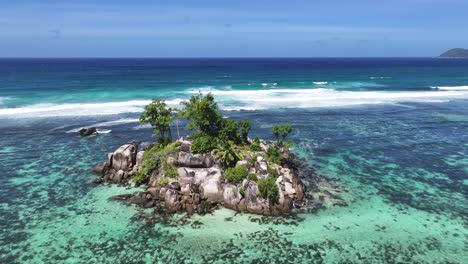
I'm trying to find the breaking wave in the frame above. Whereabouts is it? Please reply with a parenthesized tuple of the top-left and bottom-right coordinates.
(2, 87, 468, 118)
(194, 88, 468, 110)
(431, 85, 468, 91)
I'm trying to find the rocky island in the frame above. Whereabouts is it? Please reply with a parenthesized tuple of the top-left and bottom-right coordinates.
(93, 93, 345, 216)
(439, 48, 468, 58)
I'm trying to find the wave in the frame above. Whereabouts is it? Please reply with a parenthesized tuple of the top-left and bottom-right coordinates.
(0, 99, 183, 119)
(3, 87, 468, 119)
(370, 76, 392, 80)
(195, 88, 468, 110)
(313, 82, 328, 85)
(431, 85, 468, 91)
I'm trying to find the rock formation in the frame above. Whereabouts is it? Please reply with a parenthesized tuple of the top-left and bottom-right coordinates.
(93, 138, 308, 215)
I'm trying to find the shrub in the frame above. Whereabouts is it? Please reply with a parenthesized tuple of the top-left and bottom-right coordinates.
(267, 166, 279, 178)
(134, 147, 161, 185)
(225, 165, 248, 184)
(250, 137, 262, 151)
(239, 120, 251, 144)
(258, 176, 279, 203)
(213, 141, 243, 168)
(266, 144, 283, 164)
(219, 119, 241, 144)
(161, 159, 178, 178)
(191, 135, 216, 154)
(158, 177, 169, 186)
(163, 141, 181, 153)
(247, 173, 258, 182)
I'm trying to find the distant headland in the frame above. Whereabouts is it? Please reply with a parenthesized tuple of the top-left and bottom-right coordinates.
(439, 48, 468, 58)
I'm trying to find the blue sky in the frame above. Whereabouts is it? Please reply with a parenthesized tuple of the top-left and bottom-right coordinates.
(1, 0, 467, 57)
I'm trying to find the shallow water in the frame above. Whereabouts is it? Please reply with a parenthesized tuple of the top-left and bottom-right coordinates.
(0, 59, 467, 263)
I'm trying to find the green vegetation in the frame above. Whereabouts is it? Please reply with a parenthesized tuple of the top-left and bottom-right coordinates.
(272, 123, 292, 144)
(267, 166, 279, 178)
(158, 177, 169, 186)
(249, 137, 262, 151)
(258, 176, 279, 203)
(225, 165, 248, 184)
(179, 93, 224, 136)
(136, 94, 294, 191)
(239, 187, 245, 197)
(140, 99, 175, 146)
(247, 173, 258, 182)
(191, 135, 216, 154)
(266, 144, 283, 164)
(134, 146, 161, 185)
(239, 120, 251, 144)
(213, 141, 243, 168)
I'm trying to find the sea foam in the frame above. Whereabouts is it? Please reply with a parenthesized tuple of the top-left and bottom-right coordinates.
(196, 88, 468, 110)
(431, 85, 468, 91)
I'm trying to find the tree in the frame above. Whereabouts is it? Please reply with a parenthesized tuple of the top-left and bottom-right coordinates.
(272, 123, 292, 143)
(213, 141, 243, 168)
(140, 99, 175, 145)
(239, 120, 251, 144)
(219, 119, 240, 144)
(179, 93, 223, 137)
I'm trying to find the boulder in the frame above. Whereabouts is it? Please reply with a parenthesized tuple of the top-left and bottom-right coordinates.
(93, 162, 108, 176)
(196, 168, 223, 203)
(244, 182, 264, 214)
(178, 152, 214, 168)
(255, 161, 268, 174)
(79, 127, 97, 137)
(165, 189, 181, 213)
(284, 182, 296, 196)
(180, 141, 192, 152)
(113, 170, 124, 183)
(112, 143, 138, 171)
(223, 184, 240, 209)
(136, 151, 144, 167)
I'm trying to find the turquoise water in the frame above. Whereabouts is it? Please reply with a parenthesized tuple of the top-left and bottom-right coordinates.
(0, 59, 467, 263)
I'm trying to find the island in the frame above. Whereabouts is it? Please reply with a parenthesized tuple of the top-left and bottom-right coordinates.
(92, 93, 345, 215)
(439, 48, 468, 58)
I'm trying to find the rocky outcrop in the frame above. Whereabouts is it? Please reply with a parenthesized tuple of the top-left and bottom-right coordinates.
(79, 127, 97, 137)
(96, 139, 308, 216)
(93, 141, 141, 184)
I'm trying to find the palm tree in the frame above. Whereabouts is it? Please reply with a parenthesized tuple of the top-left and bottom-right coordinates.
(213, 141, 242, 168)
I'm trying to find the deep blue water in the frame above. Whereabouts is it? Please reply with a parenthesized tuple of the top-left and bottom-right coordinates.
(0, 58, 467, 263)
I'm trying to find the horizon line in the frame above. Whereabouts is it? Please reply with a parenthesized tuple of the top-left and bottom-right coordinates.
(0, 56, 448, 59)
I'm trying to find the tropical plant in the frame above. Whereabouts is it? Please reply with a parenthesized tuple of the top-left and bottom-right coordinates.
(140, 98, 175, 146)
(239, 120, 251, 144)
(249, 137, 262, 151)
(266, 144, 283, 164)
(219, 119, 241, 144)
(179, 93, 223, 136)
(258, 176, 279, 203)
(225, 165, 248, 183)
(213, 141, 243, 167)
(191, 134, 217, 154)
(247, 173, 258, 182)
(272, 123, 292, 144)
(134, 146, 161, 185)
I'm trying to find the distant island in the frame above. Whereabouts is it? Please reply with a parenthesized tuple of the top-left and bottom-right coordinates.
(439, 48, 468, 58)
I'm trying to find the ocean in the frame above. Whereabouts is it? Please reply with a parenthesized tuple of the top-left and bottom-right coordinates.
(0, 58, 467, 263)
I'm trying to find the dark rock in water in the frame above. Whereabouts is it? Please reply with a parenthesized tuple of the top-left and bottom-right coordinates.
(93, 162, 108, 176)
(79, 127, 97, 137)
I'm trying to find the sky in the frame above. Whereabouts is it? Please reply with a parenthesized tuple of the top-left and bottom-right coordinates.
(0, 0, 468, 57)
